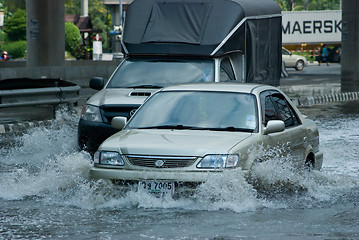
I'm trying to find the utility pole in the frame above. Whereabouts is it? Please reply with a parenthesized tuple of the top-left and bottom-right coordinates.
(26, 0, 65, 67)
(81, 0, 89, 17)
(341, 0, 359, 92)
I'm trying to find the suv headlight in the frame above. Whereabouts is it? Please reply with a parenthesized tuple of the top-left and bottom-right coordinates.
(94, 151, 125, 166)
(81, 105, 102, 122)
(197, 154, 239, 169)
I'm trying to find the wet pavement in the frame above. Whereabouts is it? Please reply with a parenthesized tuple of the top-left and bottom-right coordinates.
(280, 63, 341, 98)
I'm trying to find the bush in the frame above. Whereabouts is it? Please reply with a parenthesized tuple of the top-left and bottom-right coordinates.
(65, 22, 81, 56)
(3, 9, 27, 42)
(0, 29, 4, 43)
(2, 41, 27, 58)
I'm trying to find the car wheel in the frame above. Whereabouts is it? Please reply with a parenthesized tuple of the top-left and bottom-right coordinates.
(303, 154, 315, 171)
(295, 60, 304, 71)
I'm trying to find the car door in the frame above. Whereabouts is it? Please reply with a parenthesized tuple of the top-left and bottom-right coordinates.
(282, 48, 295, 67)
(269, 92, 307, 165)
(259, 91, 292, 160)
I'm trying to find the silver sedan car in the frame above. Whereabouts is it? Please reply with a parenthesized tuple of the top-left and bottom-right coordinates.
(282, 47, 308, 71)
(90, 83, 323, 195)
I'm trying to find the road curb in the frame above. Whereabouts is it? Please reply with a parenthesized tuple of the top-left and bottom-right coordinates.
(296, 91, 359, 106)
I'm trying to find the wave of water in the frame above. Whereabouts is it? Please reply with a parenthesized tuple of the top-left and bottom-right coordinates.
(1, 111, 358, 213)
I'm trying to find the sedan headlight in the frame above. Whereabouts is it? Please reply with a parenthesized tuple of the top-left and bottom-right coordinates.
(197, 154, 239, 169)
(94, 151, 125, 166)
(80, 105, 102, 122)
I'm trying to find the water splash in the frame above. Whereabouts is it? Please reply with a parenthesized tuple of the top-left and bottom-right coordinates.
(0, 111, 358, 213)
(193, 169, 266, 212)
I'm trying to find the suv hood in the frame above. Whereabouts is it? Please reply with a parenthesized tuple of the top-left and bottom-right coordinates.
(86, 88, 159, 106)
(100, 129, 252, 157)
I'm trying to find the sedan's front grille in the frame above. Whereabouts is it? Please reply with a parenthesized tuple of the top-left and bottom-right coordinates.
(125, 155, 198, 168)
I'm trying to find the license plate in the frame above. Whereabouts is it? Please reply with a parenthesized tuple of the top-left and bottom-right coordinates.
(139, 180, 175, 194)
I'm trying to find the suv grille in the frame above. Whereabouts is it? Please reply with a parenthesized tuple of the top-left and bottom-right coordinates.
(125, 155, 198, 168)
(100, 105, 141, 124)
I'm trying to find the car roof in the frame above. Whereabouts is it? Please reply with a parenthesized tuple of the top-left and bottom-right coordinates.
(160, 82, 279, 94)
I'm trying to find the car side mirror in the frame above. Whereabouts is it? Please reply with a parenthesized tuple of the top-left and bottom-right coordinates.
(89, 77, 104, 90)
(264, 120, 285, 135)
(111, 116, 127, 130)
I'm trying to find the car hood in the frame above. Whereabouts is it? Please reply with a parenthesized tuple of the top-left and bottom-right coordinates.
(86, 88, 159, 106)
(100, 129, 252, 156)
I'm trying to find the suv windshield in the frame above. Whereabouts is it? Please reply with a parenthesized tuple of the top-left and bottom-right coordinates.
(107, 58, 214, 88)
(126, 91, 258, 132)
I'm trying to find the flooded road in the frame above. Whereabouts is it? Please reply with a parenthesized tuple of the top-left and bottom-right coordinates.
(1, 102, 359, 240)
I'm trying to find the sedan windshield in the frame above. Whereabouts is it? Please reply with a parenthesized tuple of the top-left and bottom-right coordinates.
(126, 91, 258, 132)
(107, 58, 214, 88)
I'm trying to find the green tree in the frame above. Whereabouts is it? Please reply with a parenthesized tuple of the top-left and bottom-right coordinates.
(2, 40, 26, 58)
(89, 1, 112, 49)
(65, 22, 81, 57)
(275, 0, 340, 11)
(65, 0, 112, 50)
(3, 9, 26, 41)
(3, 0, 25, 12)
(307, 0, 341, 10)
(65, 0, 80, 15)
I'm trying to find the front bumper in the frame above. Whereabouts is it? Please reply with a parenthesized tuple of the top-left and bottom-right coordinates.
(90, 166, 250, 196)
(90, 167, 213, 183)
(77, 119, 119, 154)
(90, 166, 250, 183)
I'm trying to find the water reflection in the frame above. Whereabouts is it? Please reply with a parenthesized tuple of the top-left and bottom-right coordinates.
(280, 82, 341, 99)
(298, 100, 359, 120)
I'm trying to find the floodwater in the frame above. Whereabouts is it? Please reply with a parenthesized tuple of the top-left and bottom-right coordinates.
(0, 103, 359, 240)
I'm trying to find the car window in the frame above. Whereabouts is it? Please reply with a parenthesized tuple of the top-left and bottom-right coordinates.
(261, 91, 300, 127)
(220, 58, 235, 81)
(126, 91, 258, 132)
(271, 94, 300, 128)
(282, 48, 290, 55)
(107, 58, 214, 88)
(263, 95, 279, 125)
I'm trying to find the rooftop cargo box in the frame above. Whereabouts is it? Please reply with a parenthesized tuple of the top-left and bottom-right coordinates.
(122, 0, 282, 85)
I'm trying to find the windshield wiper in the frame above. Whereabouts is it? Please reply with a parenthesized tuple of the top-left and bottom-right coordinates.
(128, 85, 163, 89)
(206, 127, 254, 132)
(138, 125, 196, 130)
(137, 125, 254, 132)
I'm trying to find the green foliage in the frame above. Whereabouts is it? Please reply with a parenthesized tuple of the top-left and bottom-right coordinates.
(0, 29, 4, 44)
(3, 9, 26, 41)
(65, 0, 112, 50)
(275, 0, 341, 11)
(65, 0, 80, 14)
(307, 0, 341, 10)
(65, 22, 81, 56)
(2, 40, 26, 58)
(3, 0, 25, 12)
(65, 0, 74, 8)
(90, 1, 112, 49)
